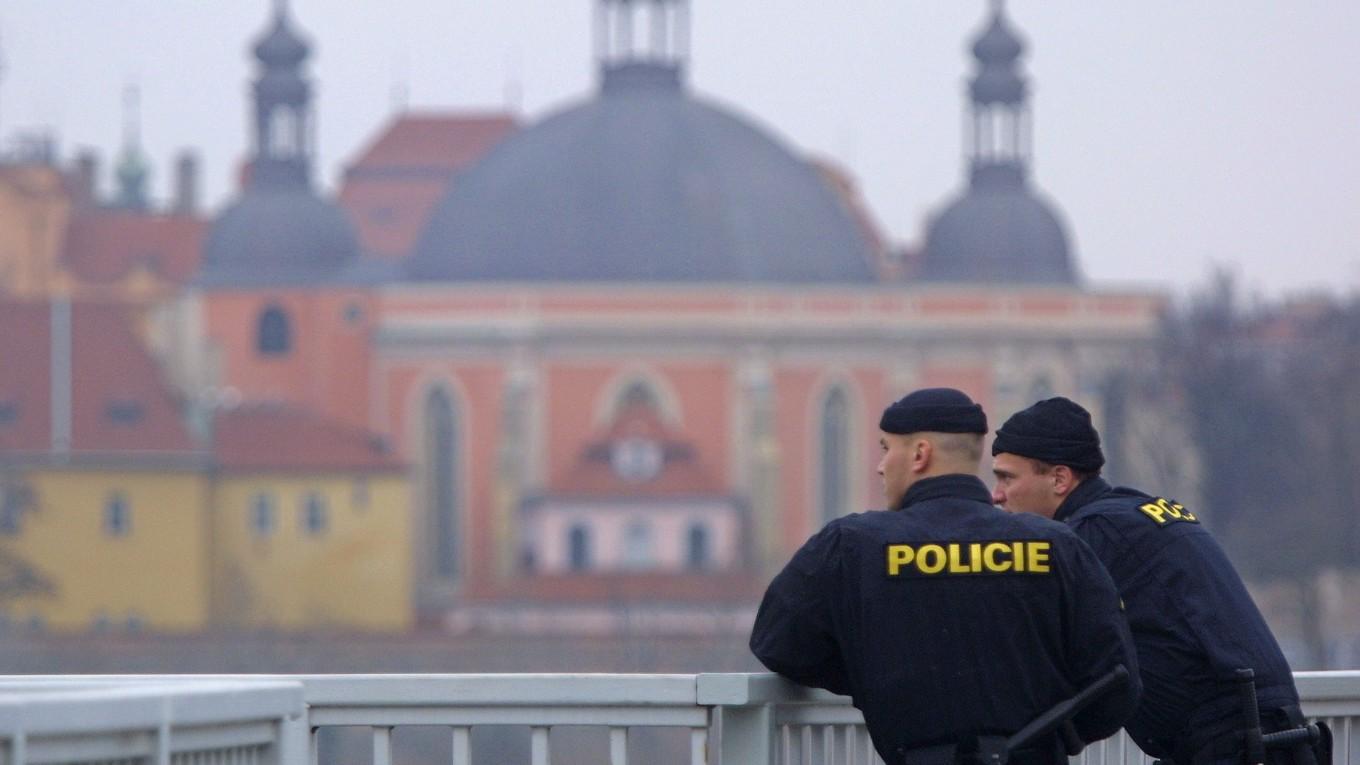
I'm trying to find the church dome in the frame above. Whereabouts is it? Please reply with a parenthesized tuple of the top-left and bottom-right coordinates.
(922, 166, 1074, 283)
(918, 2, 1077, 284)
(408, 63, 877, 284)
(199, 1, 357, 287)
(203, 189, 359, 286)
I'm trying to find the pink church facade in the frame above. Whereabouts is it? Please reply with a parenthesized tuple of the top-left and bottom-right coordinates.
(179, 0, 1166, 632)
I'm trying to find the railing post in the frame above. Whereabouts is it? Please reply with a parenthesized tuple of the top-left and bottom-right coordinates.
(157, 698, 171, 765)
(699, 673, 779, 765)
(715, 704, 773, 765)
(277, 707, 310, 765)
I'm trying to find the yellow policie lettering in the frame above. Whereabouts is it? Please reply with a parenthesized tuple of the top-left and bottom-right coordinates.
(984, 542, 1011, 572)
(886, 541, 1051, 576)
(1138, 497, 1198, 525)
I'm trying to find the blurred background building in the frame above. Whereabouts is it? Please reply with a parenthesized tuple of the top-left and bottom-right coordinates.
(6, 0, 1351, 671)
(0, 0, 1162, 636)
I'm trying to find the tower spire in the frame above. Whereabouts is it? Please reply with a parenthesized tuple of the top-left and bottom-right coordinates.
(249, 0, 314, 189)
(122, 83, 141, 151)
(964, 0, 1030, 188)
(114, 84, 150, 210)
(596, 0, 689, 91)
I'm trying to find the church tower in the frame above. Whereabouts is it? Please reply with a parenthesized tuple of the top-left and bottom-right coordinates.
(197, 1, 372, 432)
(249, 0, 315, 190)
(919, 1, 1077, 284)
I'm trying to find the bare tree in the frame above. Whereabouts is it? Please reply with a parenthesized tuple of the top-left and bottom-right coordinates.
(1160, 273, 1360, 667)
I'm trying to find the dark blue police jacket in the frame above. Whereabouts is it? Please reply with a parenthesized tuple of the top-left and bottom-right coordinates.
(750, 474, 1139, 764)
(1054, 477, 1300, 759)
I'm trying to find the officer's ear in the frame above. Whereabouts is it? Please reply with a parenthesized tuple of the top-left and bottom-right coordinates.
(1051, 464, 1079, 497)
(912, 437, 934, 474)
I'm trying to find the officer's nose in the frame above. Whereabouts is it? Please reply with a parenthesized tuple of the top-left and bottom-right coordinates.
(991, 485, 1006, 507)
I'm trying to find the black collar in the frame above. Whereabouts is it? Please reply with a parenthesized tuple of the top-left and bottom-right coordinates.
(898, 474, 993, 510)
(1054, 476, 1112, 522)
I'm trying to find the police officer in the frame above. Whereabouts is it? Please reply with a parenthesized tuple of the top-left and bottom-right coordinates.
(750, 388, 1139, 765)
(991, 397, 1314, 765)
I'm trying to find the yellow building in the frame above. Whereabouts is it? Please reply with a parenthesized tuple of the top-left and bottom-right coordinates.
(1, 466, 210, 632)
(0, 299, 412, 633)
(0, 300, 210, 631)
(210, 405, 412, 632)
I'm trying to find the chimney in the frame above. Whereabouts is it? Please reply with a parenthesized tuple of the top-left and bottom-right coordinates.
(70, 150, 99, 207)
(173, 149, 199, 216)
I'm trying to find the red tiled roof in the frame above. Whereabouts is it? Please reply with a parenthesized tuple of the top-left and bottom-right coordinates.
(550, 404, 727, 498)
(345, 113, 519, 172)
(213, 404, 403, 473)
(62, 210, 206, 286)
(0, 300, 198, 456)
(338, 113, 518, 260)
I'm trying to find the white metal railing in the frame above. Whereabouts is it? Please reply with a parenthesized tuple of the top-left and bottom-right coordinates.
(2, 672, 1357, 764)
(0, 679, 304, 765)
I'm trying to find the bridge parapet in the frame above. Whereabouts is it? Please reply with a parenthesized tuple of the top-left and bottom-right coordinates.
(2, 672, 1356, 764)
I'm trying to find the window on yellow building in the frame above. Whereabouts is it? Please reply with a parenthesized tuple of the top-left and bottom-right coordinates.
(1, 488, 20, 535)
(0, 477, 34, 535)
(103, 492, 130, 537)
(302, 492, 328, 535)
(0, 400, 17, 425)
(251, 492, 275, 537)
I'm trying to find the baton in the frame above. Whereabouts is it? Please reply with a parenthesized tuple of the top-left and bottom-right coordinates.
(1237, 668, 1267, 765)
(1237, 668, 1323, 764)
(1007, 664, 1130, 754)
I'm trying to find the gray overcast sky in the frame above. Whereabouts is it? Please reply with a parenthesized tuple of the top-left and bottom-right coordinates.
(3, 1, 1358, 297)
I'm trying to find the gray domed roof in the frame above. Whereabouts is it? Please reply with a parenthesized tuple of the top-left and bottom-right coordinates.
(201, 189, 359, 286)
(971, 10, 1024, 66)
(253, 10, 309, 69)
(408, 64, 877, 284)
(200, 1, 357, 288)
(969, 4, 1026, 104)
(920, 165, 1075, 284)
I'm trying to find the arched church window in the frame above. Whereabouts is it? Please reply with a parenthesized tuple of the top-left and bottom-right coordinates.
(425, 388, 461, 580)
(820, 387, 851, 524)
(257, 305, 291, 356)
(619, 379, 659, 410)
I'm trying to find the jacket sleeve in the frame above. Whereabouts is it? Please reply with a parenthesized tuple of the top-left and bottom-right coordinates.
(1059, 530, 1142, 743)
(748, 524, 851, 696)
